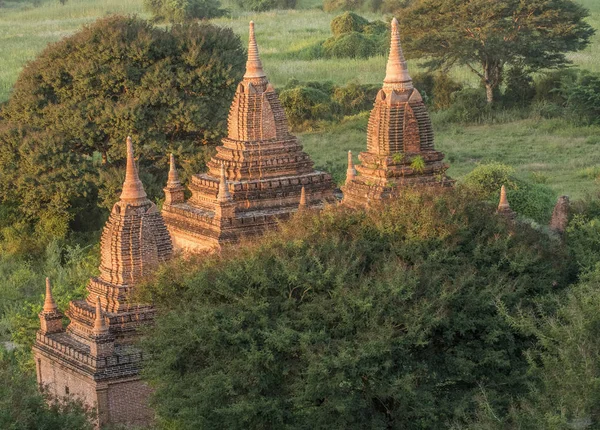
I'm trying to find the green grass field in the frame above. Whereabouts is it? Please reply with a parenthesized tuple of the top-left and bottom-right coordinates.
(1, 0, 600, 199)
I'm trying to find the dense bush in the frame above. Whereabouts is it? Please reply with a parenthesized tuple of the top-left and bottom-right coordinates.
(140, 188, 571, 429)
(330, 11, 369, 35)
(234, 0, 295, 11)
(144, 0, 227, 22)
(503, 67, 536, 108)
(323, 0, 412, 12)
(412, 72, 463, 110)
(295, 12, 387, 60)
(462, 163, 556, 223)
(322, 31, 385, 59)
(436, 88, 490, 123)
(279, 80, 378, 130)
(561, 71, 600, 125)
(0, 15, 244, 242)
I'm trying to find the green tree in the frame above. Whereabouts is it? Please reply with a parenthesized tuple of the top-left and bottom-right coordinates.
(144, 0, 226, 22)
(1, 15, 244, 236)
(140, 188, 571, 429)
(399, 0, 595, 104)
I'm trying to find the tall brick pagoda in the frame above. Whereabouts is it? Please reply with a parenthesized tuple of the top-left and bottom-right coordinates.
(162, 22, 335, 251)
(33, 137, 173, 428)
(342, 18, 452, 207)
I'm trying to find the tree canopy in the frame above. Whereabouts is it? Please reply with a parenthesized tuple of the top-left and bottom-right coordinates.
(139, 188, 573, 429)
(144, 0, 227, 23)
(0, 15, 245, 241)
(399, 0, 595, 103)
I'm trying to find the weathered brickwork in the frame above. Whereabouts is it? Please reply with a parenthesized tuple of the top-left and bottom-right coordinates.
(342, 18, 452, 207)
(162, 22, 335, 252)
(33, 137, 173, 428)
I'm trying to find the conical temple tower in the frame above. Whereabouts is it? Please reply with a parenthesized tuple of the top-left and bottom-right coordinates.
(33, 137, 173, 428)
(342, 18, 452, 207)
(162, 22, 335, 251)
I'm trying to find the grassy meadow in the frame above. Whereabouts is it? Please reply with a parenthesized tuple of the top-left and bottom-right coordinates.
(1, 0, 600, 198)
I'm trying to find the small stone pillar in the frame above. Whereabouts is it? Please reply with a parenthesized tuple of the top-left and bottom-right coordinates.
(496, 185, 516, 219)
(164, 153, 185, 205)
(39, 278, 63, 335)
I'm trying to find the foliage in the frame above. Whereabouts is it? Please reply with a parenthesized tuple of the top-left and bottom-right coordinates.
(234, 0, 295, 12)
(0, 348, 94, 430)
(280, 80, 377, 131)
(439, 88, 490, 123)
(140, 188, 571, 429)
(330, 11, 369, 36)
(0, 15, 244, 240)
(144, 0, 226, 22)
(503, 66, 536, 108)
(462, 163, 556, 223)
(399, 0, 595, 103)
(412, 72, 463, 110)
(561, 71, 600, 125)
(323, 0, 413, 12)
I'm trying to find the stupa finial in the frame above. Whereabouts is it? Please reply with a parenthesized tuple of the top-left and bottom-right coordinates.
(346, 150, 357, 184)
(498, 185, 510, 211)
(43, 277, 57, 313)
(244, 21, 266, 80)
(120, 136, 148, 204)
(383, 17, 413, 90)
(299, 186, 307, 210)
(167, 153, 181, 187)
(217, 163, 232, 203)
(93, 296, 108, 335)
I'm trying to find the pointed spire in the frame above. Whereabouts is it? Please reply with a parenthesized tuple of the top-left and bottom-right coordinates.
(497, 185, 510, 212)
(217, 163, 232, 203)
(167, 153, 181, 187)
(346, 151, 357, 184)
(93, 296, 108, 335)
(244, 21, 266, 80)
(383, 18, 413, 90)
(120, 136, 148, 204)
(43, 277, 57, 313)
(299, 186, 307, 210)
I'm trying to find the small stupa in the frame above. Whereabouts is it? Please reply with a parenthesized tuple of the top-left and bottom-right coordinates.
(496, 185, 516, 219)
(342, 18, 452, 207)
(33, 137, 173, 428)
(162, 22, 335, 251)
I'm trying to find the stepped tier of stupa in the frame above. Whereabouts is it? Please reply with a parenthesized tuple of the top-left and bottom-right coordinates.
(162, 22, 335, 252)
(342, 18, 452, 207)
(33, 137, 173, 428)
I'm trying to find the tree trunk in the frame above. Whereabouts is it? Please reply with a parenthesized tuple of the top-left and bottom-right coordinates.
(485, 82, 494, 104)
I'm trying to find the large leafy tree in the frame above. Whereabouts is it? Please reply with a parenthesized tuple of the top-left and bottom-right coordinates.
(140, 189, 572, 429)
(0, 15, 244, 236)
(399, 0, 595, 103)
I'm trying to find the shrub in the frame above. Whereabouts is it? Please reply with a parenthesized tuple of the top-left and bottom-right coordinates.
(330, 11, 369, 35)
(462, 163, 556, 223)
(561, 71, 600, 125)
(332, 82, 378, 115)
(442, 88, 490, 123)
(534, 69, 576, 104)
(279, 86, 340, 130)
(431, 73, 463, 110)
(323, 0, 363, 12)
(323, 31, 383, 59)
(144, 0, 227, 22)
(503, 66, 535, 108)
(234, 0, 296, 11)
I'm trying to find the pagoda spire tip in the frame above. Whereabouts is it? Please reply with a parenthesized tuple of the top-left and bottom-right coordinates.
(383, 17, 412, 89)
(244, 21, 266, 80)
(120, 136, 148, 204)
(43, 277, 57, 313)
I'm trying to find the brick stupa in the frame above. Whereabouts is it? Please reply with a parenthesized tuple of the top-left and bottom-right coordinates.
(33, 137, 173, 428)
(162, 22, 335, 251)
(342, 18, 452, 207)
